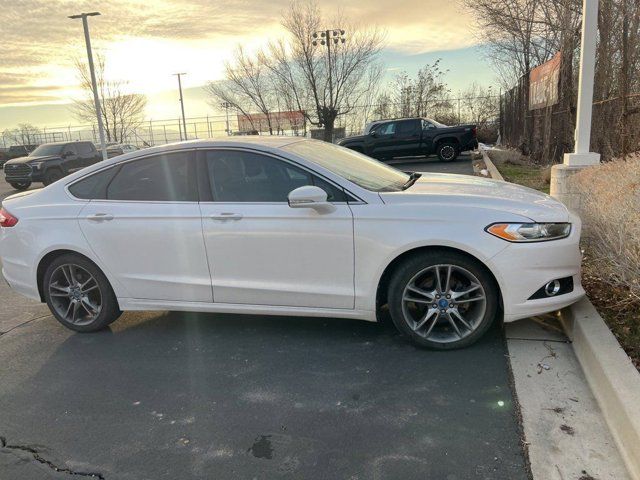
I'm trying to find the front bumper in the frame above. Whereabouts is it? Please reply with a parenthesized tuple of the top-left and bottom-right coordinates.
(489, 215, 585, 322)
(4, 163, 43, 183)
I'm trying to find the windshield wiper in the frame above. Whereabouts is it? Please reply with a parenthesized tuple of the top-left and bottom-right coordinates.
(401, 172, 422, 190)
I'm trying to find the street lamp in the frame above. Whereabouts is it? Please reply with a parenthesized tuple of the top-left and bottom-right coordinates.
(220, 102, 232, 135)
(69, 12, 108, 161)
(312, 29, 346, 142)
(173, 73, 188, 141)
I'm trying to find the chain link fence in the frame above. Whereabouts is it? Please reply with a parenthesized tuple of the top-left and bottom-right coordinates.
(1, 95, 500, 149)
(500, 74, 640, 163)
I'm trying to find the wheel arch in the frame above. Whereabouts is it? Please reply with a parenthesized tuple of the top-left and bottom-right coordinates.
(36, 249, 109, 302)
(375, 245, 503, 313)
(434, 136, 460, 147)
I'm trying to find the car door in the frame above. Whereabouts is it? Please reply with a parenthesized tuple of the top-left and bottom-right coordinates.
(421, 120, 439, 154)
(369, 121, 397, 158)
(61, 144, 81, 173)
(76, 142, 99, 168)
(198, 148, 355, 309)
(394, 119, 422, 156)
(76, 150, 213, 302)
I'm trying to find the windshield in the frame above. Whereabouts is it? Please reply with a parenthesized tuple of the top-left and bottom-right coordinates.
(284, 140, 410, 192)
(29, 144, 64, 157)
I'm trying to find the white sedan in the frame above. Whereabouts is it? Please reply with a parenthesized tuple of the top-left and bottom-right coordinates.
(0, 138, 584, 349)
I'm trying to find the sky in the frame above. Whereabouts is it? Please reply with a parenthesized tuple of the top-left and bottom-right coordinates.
(0, 0, 495, 130)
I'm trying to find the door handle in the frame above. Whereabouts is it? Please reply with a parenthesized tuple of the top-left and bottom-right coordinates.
(86, 213, 114, 222)
(210, 213, 243, 221)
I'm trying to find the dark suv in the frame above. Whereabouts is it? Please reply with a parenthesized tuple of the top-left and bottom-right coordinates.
(3, 141, 102, 190)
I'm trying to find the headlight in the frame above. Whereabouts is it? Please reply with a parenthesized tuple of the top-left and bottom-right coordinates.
(485, 222, 571, 242)
(29, 162, 42, 170)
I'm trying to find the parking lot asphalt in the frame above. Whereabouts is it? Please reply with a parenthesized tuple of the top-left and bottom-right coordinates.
(0, 152, 528, 479)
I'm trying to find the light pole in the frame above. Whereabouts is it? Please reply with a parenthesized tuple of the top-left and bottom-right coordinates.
(220, 102, 232, 135)
(550, 0, 600, 208)
(173, 73, 188, 141)
(312, 28, 346, 142)
(69, 12, 108, 161)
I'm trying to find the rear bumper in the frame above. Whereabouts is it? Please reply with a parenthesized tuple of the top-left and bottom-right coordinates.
(460, 138, 478, 152)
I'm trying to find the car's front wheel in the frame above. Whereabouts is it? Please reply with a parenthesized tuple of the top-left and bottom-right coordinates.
(387, 251, 499, 349)
(9, 181, 31, 191)
(43, 254, 121, 332)
(43, 168, 63, 186)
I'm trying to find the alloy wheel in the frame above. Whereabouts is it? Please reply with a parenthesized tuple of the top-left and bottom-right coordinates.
(440, 145, 455, 160)
(401, 264, 487, 344)
(48, 264, 102, 325)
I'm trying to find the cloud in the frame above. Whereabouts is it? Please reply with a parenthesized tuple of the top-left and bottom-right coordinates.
(0, 0, 479, 106)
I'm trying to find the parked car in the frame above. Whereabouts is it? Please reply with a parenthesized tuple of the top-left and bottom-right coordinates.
(3, 141, 102, 190)
(106, 143, 138, 158)
(0, 138, 583, 349)
(0, 145, 33, 169)
(339, 117, 478, 162)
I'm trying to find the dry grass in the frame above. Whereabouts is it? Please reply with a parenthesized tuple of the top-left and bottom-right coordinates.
(571, 157, 640, 369)
(487, 149, 551, 193)
(571, 157, 640, 303)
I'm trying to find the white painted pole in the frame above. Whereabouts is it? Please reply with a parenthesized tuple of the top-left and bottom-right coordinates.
(564, 0, 600, 165)
(70, 13, 108, 162)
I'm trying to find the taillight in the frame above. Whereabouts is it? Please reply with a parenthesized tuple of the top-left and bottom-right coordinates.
(0, 208, 18, 227)
(472, 126, 477, 137)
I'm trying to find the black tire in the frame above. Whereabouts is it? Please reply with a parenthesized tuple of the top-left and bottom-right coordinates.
(43, 253, 122, 332)
(437, 142, 459, 162)
(387, 250, 499, 350)
(9, 182, 31, 191)
(43, 168, 63, 186)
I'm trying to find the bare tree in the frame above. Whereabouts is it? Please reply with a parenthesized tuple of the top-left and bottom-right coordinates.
(271, 1, 384, 141)
(72, 55, 147, 144)
(205, 47, 281, 134)
(2, 123, 41, 146)
(372, 60, 450, 120)
(208, 0, 381, 142)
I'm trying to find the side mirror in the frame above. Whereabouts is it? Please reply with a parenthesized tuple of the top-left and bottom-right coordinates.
(288, 185, 335, 213)
(369, 130, 377, 137)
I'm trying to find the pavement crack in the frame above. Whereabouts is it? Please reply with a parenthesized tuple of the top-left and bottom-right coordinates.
(0, 435, 105, 479)
(0, 313, 51, 337)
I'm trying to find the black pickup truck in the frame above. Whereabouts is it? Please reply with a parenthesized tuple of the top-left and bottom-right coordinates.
(338, 117, 477, 162)
(3, 141, 102, 190)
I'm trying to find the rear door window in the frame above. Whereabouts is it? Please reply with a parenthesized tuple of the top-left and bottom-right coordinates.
(397, 120, 418, 135)
(106, 151, 197, 202)
(76, 143, 94, 155)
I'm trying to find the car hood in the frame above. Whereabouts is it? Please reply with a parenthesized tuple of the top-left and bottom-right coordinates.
(338, 134, 367, 144)
(379, 173, 569, 222)
(5, 155, 59, 165)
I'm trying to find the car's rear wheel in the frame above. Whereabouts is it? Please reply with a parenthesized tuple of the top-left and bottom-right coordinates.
(43, 168, 63, 186)
(9, 182, 31, 191)
(43, 254, 121, 332)
(387, 251, 499, 349)
(437, 142, 459, 162)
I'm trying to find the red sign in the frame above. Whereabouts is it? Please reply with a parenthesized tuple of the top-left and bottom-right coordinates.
(529, 52, 561, 110)
(237, 111, 305, 133)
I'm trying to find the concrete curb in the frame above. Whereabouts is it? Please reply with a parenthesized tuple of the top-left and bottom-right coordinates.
(560, 298, 640, 480)
(479, 148, 504, 180)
